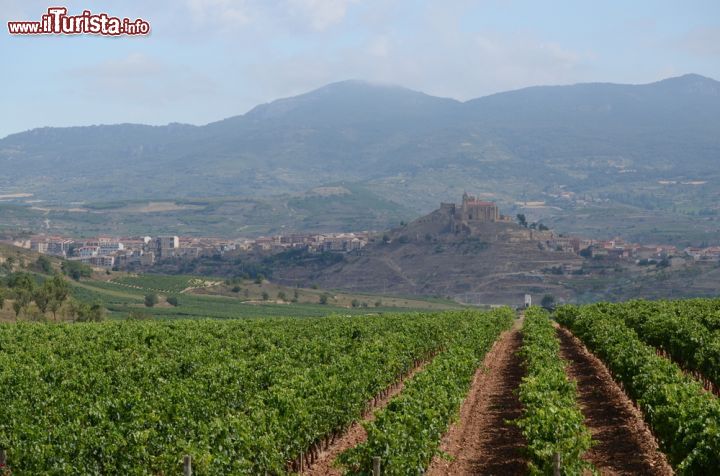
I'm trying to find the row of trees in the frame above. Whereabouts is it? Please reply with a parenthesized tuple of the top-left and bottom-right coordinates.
(516, 214, 549, 231)
(0, 271, 104, 322)
(143, 293, 180, 307)
(1, 273, 69, 321)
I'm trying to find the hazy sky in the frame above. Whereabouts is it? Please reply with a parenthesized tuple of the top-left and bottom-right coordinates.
(1, 0, 719, 138)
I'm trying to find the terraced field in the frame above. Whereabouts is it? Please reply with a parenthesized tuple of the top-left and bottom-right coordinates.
(70, 274, 459, 320)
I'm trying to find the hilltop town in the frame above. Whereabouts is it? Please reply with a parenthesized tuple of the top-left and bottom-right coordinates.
(3, 193, 717, 279)
(4, 231, 370, 269)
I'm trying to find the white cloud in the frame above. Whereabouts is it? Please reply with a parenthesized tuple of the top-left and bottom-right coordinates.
(287, 0, 358, 31)
(68, 53, 219, 106)
(245, 24, 592, 102)
(178, 0, 357, 34)
(679, 26, 720, 57)
(184, 0, 253, 32)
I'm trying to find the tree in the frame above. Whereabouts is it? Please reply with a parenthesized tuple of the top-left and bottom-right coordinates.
(319, 294, 328, 305)
(72, 301, 106, 322)
(61, 260, 91, 281)
(541, 294, 556, 311)
(261, 291, 269, 301)
(516, 214, 528, 227)
(167, 295, 179, 306)
(144, 293, 159, 307)
(33, 286, 51, 314)
(0, 287, 4, 310)
(8, 274, 35, 320)
(4, 256, 15, 272)
(8, 272, 36, 292)
(538, 223, 549, 231)
(35, 255, 53, 274)
(88, 303, 106, 322)
(47, 275, 70, 321)
(277, 291, 286, 301)
(66, 299, 84, 321)
(351, 299, 360, 308)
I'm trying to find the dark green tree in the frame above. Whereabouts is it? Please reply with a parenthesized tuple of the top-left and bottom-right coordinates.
(144, 293, 159, 307)
(35, 255, 53, 273)
(33, 286, 51, 314)
(47, 275, 70, 321)
(61, 260, 91, 281)
(540, 294, 556, 311)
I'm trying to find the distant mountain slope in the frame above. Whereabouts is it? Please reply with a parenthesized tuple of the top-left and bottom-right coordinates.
(1, 74, 719, 215)
(463, 73, 720, 171)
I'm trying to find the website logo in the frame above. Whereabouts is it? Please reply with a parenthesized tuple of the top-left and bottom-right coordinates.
(8, 7, 150, 36)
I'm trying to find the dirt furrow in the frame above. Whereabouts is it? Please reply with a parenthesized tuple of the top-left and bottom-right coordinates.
(426, 325, 527, 476)
(303, 358, 431, 475)
(556, 327, 673, 475)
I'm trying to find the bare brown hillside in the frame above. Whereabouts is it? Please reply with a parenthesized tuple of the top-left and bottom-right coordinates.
(272, 208, 582, 305)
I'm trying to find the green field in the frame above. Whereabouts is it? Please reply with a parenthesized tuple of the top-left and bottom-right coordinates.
(0, 309, 512, 474)
(70, 274, 453, 320)
(111, 275, 220, 294)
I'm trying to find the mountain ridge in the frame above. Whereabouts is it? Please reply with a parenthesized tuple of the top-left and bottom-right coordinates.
(2, 73, 720, 245)
(4, 73, 718, 139)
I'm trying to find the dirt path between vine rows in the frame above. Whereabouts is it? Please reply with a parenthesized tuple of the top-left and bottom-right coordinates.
(303, 358, 431, 475)
(556, 327, 674, 475)
(426, 323, 528, 476)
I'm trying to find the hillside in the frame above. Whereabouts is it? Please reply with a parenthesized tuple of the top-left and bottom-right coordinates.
(2, 75, 718, 199)
(2, 74, 720, 244)
(267, 204, 582, 305)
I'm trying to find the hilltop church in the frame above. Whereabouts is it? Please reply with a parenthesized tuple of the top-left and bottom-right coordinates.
(441, 192, 501, 233)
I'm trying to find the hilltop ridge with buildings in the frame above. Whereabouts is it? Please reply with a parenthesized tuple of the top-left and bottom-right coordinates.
(6, 230, 370, 270)
(4, 192, 720, 305)
(2, 193, 713, 276)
